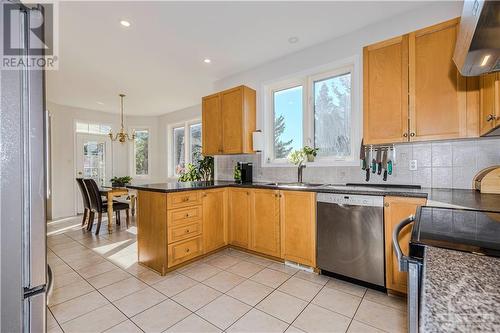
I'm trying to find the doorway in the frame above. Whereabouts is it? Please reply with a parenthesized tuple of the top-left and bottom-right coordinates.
(75, 133, 112, 214)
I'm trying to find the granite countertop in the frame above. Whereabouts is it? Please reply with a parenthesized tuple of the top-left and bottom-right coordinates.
(421, 246, 500, 332)
(127, 181, 500, 212)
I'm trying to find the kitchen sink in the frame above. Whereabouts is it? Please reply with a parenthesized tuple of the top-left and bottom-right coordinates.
(264, 182, 323, 188)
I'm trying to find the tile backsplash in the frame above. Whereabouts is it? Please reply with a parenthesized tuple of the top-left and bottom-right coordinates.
(215, 137, 500, 189)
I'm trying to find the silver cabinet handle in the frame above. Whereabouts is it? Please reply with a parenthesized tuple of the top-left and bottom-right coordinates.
(392, 215, 415, 272)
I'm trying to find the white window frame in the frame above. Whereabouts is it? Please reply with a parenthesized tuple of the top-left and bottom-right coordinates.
(262, 56, 360, 167)
(129, 126, 150, 179)
(167, 119, 202, 177)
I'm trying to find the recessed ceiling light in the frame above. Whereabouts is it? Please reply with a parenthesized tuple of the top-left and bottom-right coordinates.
(203, 58, 211, 64)
(120, 20, 131, 28)
(288, 36, 299, 44)
(480, 54, 491, 67)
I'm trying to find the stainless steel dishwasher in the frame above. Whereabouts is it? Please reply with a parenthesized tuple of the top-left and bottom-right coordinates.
(316, 193, 385, 288)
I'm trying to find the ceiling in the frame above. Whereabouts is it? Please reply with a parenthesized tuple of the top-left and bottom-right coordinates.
(47, 1, 427, 116)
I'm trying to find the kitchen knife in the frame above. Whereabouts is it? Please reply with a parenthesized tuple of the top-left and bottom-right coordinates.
(360, 139, 366, 170)
(371, 148, 376, 173)
(376, 149, 382, 175)
(382, 149, 388, 181)
(387, 148, 393, 175)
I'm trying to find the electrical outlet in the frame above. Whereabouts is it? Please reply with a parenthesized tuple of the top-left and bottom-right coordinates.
(409, 159, 418, 171)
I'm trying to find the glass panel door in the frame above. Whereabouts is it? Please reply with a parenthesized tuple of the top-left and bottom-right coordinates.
(75, 134, 112, 214)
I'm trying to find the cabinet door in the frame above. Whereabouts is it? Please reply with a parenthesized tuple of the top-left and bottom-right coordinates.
(228, 188, 251, 248)
(409, 18, 467, 141)
(363, 35, 409, 144)
(202, 189, 227, 253)
(280, 191, 316, 267)
(221, 87, 243, 154)
(479, 73, 499, 135)
(384, 196, 426, 294)
(202, 93, 222, 155)
(250, 189, 280, 257)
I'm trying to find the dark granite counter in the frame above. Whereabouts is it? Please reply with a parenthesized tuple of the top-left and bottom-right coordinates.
(421, 246, 500, 332)
(127, 181, 500, 212)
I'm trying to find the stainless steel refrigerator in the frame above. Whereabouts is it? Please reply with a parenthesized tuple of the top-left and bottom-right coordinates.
(1, 1, 48, 332)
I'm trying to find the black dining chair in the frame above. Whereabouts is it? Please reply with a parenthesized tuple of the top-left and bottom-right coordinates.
(84, 178, 130, 234)
(76, 178, 92, 228)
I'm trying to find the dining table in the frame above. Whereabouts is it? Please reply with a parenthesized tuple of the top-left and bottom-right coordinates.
(99, 187, 136, 233)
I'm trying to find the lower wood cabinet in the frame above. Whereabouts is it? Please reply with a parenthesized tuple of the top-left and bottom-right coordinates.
(384, 196, 427, 294)
(202, 188, 227, 253)
(280, 191, 316, 267)
(250, 189, 281, 257)
(167, 236, 203, 267)
(228, 188, 251, 248)
(137, 190, 168, 275)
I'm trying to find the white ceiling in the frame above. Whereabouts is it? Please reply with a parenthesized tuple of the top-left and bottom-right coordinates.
(47, 1, 427, 116)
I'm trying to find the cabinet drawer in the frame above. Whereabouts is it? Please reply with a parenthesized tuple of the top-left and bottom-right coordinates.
(168, 206, 202, 226)
(167, 191, 201, 209)
(168, 221, 202, 244)
(168, 236, 203, 267)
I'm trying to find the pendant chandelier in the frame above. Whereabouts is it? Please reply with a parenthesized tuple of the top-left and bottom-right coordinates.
(109, 93, 135, 143)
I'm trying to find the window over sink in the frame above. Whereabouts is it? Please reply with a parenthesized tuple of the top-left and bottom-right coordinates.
(264, 58, 359, 167)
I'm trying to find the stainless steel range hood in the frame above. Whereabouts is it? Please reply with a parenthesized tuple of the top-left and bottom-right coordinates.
(453, 0, 500, 76)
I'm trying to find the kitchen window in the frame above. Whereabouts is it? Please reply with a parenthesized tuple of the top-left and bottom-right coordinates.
(169, 120, 202, 176)
(133, 129, 149, 176)
(264, 61, 358, 166)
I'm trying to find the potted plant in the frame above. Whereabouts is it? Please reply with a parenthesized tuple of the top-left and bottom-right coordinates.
(303, 146, 319, 162)
(110, 176, 132, 187)
(178, 155, 214, 182)
(287, 149, 306, 166)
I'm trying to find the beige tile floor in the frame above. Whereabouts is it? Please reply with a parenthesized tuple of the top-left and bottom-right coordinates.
(47, 215, 407, 333)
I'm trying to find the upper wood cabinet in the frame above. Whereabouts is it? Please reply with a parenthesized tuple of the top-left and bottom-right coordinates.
(479, 72, 500, 135)
(202, 94, 222, 155)
(228, 188, 251, 248)
(280, 191, 316, 267)
(202, 188, 227, 254)
(384, 196, 426, 294)
(250, 189, 281, 257)
(409, 18, 467, 141)
(363, 36, 409, 144)
(364, 18, 477, 144)
(202, 85, 256, 155)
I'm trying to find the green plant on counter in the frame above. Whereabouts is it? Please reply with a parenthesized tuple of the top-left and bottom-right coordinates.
(303, 146, 319, 162)
(178, 156, 214, 182)
(233, 166, 242, 182)
(287, 149, 306, 166)
(110, 176, 132, 187)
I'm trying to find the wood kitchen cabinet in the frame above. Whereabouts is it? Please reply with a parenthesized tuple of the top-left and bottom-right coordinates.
(228, 188, 251, 248)
(280, 191, 316, 267)
(409, 18, 467, 141)
(202, 85, 256, 155)
(364, 18, 477, 144)
(137, 190, 168, 275)
(479, 72, 500, 135)
(384, 196, 426, 294)
(201, 93, 222, 155)
(202, 188, 227, 254)
(363, 35, 409, 144)
(250, 189, 281, 257)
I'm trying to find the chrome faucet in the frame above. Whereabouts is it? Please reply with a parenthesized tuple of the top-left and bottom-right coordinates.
(298, 163, 306, 183)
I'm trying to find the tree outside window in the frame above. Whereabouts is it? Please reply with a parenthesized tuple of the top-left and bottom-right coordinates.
(134, 129, 149, 176)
